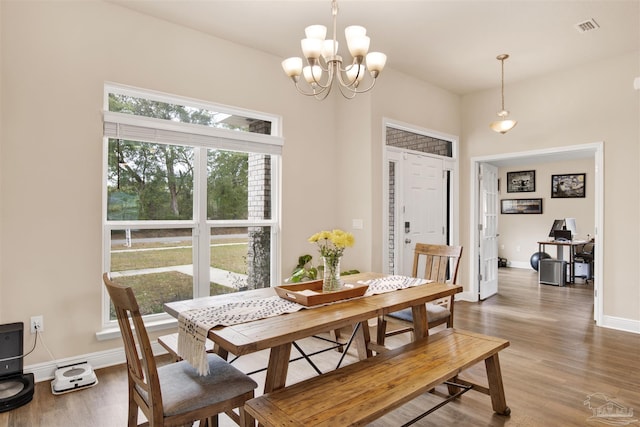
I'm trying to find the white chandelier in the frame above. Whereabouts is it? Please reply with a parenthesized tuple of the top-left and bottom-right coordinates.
(281, 0, 387, 100)
(490, 54, 517, 134)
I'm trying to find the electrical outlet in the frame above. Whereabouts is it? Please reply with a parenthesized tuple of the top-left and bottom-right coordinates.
(30, 315, 44, 334)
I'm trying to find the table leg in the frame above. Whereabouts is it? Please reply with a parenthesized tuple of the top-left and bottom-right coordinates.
(263, 343, 292, 393)
(213, 343, 229, 361)
(411, 304, 429, 339)
(485, 353, 510, 415)
(353, 321, 373, 359)
(569, 244, 575, 283)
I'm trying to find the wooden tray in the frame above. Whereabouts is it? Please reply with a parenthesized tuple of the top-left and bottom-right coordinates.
(275, 279, 369, 306)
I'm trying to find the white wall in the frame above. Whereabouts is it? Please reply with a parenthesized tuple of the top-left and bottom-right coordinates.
(498, 158, 595, 267)
(461, 52, 640, 323)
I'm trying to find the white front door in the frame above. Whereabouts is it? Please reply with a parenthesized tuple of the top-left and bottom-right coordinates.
(402, 153, 445, 275)
(479, 163, 499, 299)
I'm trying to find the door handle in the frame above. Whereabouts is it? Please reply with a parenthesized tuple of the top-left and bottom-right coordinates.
(405, 238, 411, 244)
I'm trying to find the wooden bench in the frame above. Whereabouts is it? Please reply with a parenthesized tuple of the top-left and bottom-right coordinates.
(244, 328, 510, 427)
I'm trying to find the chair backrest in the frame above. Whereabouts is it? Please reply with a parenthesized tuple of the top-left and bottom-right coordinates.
(412, 244, 463, 284)
(103, 273, 163, 422)
(580, 242, 595, 255)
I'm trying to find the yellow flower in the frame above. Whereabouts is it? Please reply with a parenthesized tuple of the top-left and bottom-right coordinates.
(308, 229, 355, 258)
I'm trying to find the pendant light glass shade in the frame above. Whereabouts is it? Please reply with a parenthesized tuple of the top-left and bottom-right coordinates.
(490, 118, 517, 134)
(490, 54, 517, 134)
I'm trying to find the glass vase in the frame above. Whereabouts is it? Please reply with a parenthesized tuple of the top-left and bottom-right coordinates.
(322, 255, 342, 292)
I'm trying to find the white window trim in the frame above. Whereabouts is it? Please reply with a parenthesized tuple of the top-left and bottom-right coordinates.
(100, 83, 282, 334)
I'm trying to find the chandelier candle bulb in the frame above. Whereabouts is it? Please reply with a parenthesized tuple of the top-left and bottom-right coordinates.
(348, 35, 370, 58)
(347, 64, 365, 83)
(301, 38, 323, 59)
(282, 57, 303, 78)
(303, 66, 323, 84)
(322, 40, 339, 59)
(305, 25, 327, 40)
(366, 52, 387, 75)
(345, 25, 367, 41)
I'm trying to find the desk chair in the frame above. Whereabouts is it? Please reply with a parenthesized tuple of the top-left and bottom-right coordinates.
(376, 244, 463, 346)
(103, 273, 257, 427)
(574, 242, 595, 282)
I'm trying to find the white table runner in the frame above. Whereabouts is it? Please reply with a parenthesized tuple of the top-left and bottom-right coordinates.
(178, 275, 430, 375)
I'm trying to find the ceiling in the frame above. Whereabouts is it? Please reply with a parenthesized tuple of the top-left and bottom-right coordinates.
(108, 0, 639, 95)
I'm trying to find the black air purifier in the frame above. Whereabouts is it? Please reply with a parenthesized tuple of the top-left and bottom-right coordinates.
(0, 322, 35, 412)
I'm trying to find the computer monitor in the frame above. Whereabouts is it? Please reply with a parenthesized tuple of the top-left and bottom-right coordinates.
(565, 218, 577, 239)
(548, 219, 565, 238)
(553, 229, 572, 242)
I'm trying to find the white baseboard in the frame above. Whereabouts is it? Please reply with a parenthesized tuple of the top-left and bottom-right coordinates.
(25, 341, 169, 383)
(25, 313, 639, 384)
(456, 291, 477, 302)
(505, 261, 532, 269)
(601, 315, 640, 334)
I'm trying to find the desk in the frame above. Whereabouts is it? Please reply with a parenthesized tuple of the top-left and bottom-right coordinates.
(537, 240, 588, 284)
(165, 272, 462, 393)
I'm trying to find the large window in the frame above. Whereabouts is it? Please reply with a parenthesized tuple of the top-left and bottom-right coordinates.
(102, 84, 282, 326)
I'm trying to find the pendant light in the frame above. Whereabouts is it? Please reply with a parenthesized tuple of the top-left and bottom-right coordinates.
(490, 54, 517, 134)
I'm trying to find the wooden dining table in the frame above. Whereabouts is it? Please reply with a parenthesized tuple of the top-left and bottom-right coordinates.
(164, 272, 462, 393)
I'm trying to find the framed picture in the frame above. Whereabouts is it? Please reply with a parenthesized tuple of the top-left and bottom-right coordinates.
(501, 198, 543, 214)
(551, 173, 586, 198)
(506, 170, 535, 193)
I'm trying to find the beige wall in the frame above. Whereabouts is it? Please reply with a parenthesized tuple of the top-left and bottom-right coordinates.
(461, 52, 640, 322)
(497, 158, 595, 267)
(370, 69, 462, 270)
(1, 1, 638, 371)
(0, 1, 339, 364)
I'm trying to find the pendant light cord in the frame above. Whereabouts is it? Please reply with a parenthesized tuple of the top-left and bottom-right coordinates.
(500, 58, 505, 111)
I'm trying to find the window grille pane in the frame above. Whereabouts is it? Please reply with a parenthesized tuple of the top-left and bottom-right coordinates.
(107, 139, 194, 221)
(108, 93, 272, 135)
(207, 150, 249, 220)
(108, 228, 194, 319)
(210, 226, 271, 292)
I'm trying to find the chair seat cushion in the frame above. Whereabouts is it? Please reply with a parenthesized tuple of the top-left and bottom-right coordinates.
(137, 353, 257, 417)
(388, 303, 450, 324)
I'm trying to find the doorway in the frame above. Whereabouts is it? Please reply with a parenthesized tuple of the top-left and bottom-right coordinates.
(382, 119, 459, 276)
(469, 142, 603, 324)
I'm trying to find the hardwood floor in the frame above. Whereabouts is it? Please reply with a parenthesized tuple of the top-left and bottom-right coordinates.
(2, 268, 638, 426)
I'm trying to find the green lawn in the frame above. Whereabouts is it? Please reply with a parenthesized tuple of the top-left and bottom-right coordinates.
(111, 241, 248, 273)
(110, 271, 236, 317)
(109, 239, 250, 317)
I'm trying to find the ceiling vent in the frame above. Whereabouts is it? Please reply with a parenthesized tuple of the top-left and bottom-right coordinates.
(575, 19, 600, 33)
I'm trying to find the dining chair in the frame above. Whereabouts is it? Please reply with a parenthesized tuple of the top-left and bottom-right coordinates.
(103, 273, 257, 427)
(376, 244, 463, 346)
